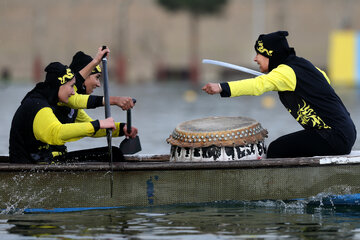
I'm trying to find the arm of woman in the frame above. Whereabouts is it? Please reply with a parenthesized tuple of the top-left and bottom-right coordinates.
(92, 122, 125, 138)
(33, 107, 99, 145)
(209, 64, 297, 97)
(75, 109, 125, 137)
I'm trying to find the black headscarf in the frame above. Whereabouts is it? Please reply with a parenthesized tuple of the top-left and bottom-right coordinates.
(22, 62, 74, 106)
(69, 51, 101, 94)
(254, 31, 296, 72)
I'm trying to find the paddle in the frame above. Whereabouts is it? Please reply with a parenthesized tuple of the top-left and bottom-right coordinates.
(101, 45, 114, 197)
(119, 99, 142, 154)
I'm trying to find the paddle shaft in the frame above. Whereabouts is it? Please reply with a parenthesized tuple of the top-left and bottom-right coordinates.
(102, 57, 112, 148)
(127, 110, 131, 134)
(101, 46, 113, 197)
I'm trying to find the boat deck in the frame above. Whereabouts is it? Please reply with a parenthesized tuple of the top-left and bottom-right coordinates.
(0, 151, 360, 171)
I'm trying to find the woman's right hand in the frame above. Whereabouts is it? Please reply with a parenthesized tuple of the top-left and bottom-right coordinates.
(202, 83, 222, 95)
(109, 96, 134, 110)
(94, 46, 110, 64)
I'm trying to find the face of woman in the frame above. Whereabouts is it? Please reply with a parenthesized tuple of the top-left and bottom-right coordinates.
(58, 78, 75, 103)
(84, 73, 101, 94)
(254, 53, 269, 73)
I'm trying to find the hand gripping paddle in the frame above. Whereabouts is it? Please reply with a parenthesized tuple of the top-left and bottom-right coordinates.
(119, 98, 142, 154)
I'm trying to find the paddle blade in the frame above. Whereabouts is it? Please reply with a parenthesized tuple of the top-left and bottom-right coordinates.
(119, 136, 142, 154)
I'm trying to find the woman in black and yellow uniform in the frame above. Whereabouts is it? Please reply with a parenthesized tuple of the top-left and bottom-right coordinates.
(52, 49, 138, 159)
(9, 62, 119, 163)
(202, 31, 356, 158)
(56, 47, 136, 124)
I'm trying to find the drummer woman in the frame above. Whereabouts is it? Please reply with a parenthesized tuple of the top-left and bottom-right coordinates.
(9, 62, 120, 163)
(202, 31, 356, 158)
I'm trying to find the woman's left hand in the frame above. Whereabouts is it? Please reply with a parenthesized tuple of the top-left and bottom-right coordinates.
(123, 125, 138, 138)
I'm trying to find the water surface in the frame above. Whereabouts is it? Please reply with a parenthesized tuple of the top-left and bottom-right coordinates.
(1, 202, 360, 239)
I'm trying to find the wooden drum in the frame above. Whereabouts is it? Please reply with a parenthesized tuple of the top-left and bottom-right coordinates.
(166, 116, 268, 162)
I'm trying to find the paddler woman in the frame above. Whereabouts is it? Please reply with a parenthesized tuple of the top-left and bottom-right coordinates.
(9, 62, 129, 163)
(202, 31, 356, 158)
(50, 48, 138, 161)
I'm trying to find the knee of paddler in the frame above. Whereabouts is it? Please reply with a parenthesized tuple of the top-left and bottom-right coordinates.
(30, 151, 55, 164)
(50, 145, 68, 157)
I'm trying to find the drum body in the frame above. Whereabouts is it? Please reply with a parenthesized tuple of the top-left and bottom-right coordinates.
(167, 117, 268, 162)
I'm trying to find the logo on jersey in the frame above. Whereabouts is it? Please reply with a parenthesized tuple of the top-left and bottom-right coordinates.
(295, 100, 330, 129)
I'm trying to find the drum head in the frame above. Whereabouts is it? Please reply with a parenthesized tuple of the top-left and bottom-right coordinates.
(178, 116, 257, 132)
(167, 116, 268, 148)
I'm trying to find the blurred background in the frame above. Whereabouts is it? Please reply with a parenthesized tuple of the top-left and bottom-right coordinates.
(0, 0, 359, 154)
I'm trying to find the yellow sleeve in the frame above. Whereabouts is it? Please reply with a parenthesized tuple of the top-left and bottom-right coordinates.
(228, 64, 296, 97)
(75, 110, 122, 138)
(75, 109, 94, 123)
(33, 107, 96, 145)
(58, 91, 90, 109)
(93, 122, 122, 138)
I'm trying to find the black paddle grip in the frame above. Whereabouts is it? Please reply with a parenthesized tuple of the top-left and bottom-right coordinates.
(102, 45, 108, 59)
(126, 98, 136, 134)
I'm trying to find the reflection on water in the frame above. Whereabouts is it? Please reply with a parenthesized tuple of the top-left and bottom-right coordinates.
(1, 202, 360, 239)
(1, 82, 359, 154)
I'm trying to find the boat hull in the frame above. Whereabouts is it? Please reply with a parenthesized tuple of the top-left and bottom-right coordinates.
(1, 154, 360, 210)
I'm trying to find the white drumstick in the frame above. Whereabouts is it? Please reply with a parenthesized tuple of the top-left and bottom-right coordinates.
(202, 59, 263, 76)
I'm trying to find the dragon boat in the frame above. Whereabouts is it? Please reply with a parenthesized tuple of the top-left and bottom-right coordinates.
(2, 116, 359, 213)
(0, 151, 360, 213)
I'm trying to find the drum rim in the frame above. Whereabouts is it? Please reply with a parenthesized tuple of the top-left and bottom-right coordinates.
(166, 116, 268, 148)
(175, 116, 258, 133)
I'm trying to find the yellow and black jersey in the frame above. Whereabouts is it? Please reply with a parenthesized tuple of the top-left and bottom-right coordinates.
(57, 85, 103, 111)
(220, 55, 356, 149)
(75, 109, 124, 138)
(54, 106, 124, 138)
(9, 89, 101, 163)
(54, 87, 125, 137)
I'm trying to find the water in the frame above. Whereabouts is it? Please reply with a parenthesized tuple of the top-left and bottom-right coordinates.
(0, 81, 360, 239)
(1, 202, 360, 239)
